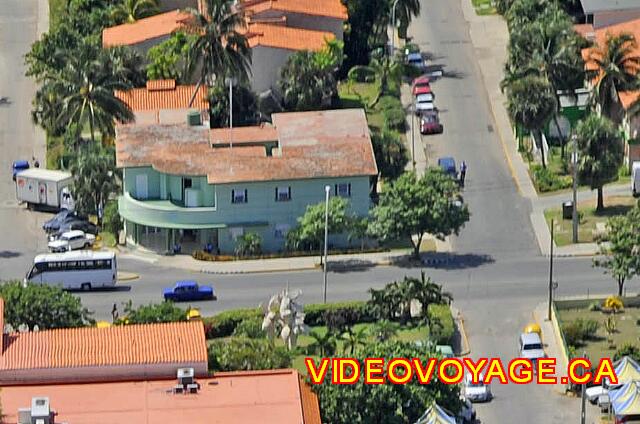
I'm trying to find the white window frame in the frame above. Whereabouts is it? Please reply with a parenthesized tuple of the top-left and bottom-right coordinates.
(275, 186, 291, 202)
(231, 189, 248, 204)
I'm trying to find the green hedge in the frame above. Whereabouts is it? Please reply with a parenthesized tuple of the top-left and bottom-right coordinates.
(428, 304, 455, 345)
(531, 164, 572, 192)
(378, 95, 403, 111)
(303, 301, 376, 327)
(202, 308, 263, 339)
(383, 107, 406, 131)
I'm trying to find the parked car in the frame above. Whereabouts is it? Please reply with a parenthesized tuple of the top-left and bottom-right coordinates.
(415, 94, 436, 114)
(458, 397, 476, 424)
(518, 332, 546, 366)
(163, 280, 217, 302)
(438, 157, 457, 177)
(55, 219, 99, 237)
(12, 160, 29, 181)
(413, 84, 432, 96)
(464, 373, 492, 402)
(406, 52, 426, 70)
(420, 111, 443, 134)
(48, 230, 96, 252)
(412, 75, 430, 88)
(43, 209, 76, 232)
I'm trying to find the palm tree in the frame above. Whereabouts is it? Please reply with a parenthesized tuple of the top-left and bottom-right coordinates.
(575, 114, 624, 212)
(587, 33, 640, 124)
(406, 272, 452, 323)
(307, 330, 337, 357)
(505, 75, 557, 168)
(341, 326, 368, 355)
(392, 0, 421, 40)
(184, 0, 252, 90)
(50, 44, 135, 143)
(110, 0, 159, 24)
(369, 56, 401, 105)
(370, 320, 400, 342)
(279, 51, 337, 111)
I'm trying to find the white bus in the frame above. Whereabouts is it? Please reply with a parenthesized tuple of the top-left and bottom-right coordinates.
(25, 251, 117, 290)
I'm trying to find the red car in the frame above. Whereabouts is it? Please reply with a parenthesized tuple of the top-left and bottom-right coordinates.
(413, 84, 432, 96)
(412, 76, 430, 86)
(420, 111, 443, 135)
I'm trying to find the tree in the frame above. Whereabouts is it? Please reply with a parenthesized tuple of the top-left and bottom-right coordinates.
(394, 0, 421, 40)
(279, 50, 338, 111)
(406, 272, 452, 322)
(235, 232, 262, 257)
(505, 0, 561, 30)
(587, 33, 640, 124)
(70, 144, 119, 222)
(313, 39, 344, 71)
(504, 75, 557, 168)
(307, 330, 338, 356)
(184, 0, 251, 88)
(208, 338, 291, 371)
(370, 320, 399, 342)
(146, 32, 197, 82)
(0, 281, 93, 329)
(575, 114, 624, 211)
(369, 56, 402, 104)
(341, 326, 368, 355)
(312, 341, 462, 423)
(369, 170, 470, 258)
(102, 199, 123, 239)
(118, 300, 187, 324)
(341, 0, 392, 73)
(110, 0, 158, 24)
(287, 197, 353, 261)
(370, 128, 408, 180)
(208, 80, 258, 128)
(348, 217, 370, 251)
(594, 205, 640, 296)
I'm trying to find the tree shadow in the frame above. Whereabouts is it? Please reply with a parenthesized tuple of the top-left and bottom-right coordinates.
(421, 252, 495, 270)
(0, 251, 21, 258)
(442, 69, 466, 79)
(69, 285, 132, 293)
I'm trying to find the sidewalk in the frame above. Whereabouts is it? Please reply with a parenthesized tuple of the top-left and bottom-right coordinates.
(533, 302, 569, 395)
(401, 84, 429, 174)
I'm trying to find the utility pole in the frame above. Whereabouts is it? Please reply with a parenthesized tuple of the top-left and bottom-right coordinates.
(225, 77, 237, 149)
(572, 134, 578, 243)
(411, 105, 416, 171)
(548, 219, 554, 321)
(323, 185, 330, 303)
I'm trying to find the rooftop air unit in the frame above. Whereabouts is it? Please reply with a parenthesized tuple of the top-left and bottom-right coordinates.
(174, 367, 200, 394)
(31, 397, 52, 424)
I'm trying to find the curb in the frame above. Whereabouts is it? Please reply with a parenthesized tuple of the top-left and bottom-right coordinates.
(117, 272, 139, 282)
(453, 307, 471, 356)
(200, 265, 319, 275)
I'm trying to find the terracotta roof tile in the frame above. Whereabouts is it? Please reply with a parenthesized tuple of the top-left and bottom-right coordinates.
(299, 375, 322, 424)
(116, 109, 378, 184)
(0, 320, 207, 371)
(210, 124, 278, 146)
(115, 82, 209, 112)
(102, 10, 192, 47)
(243, 0, 348, 20)
(574, 23, 595, 38)
(582, 18, 640, 110)
(245, 23, 335, 51)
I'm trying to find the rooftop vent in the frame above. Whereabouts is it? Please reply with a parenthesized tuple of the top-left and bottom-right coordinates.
(187, 110, 202, 126)
(18, 397, 54, 424)
(174, 367, 200, 394)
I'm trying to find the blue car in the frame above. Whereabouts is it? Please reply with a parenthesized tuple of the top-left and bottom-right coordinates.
(437, 157, 457, 178)
(12, 160, 29, 181)
(163, 281, 216, 302)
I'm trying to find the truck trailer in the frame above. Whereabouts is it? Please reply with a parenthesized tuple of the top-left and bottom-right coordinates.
(15, 169, 74, 210)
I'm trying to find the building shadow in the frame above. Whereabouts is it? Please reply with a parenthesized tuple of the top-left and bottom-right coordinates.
(421, 252, 495, 270)
(0, 250, 21, 258)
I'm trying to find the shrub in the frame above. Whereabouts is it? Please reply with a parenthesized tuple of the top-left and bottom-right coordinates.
(303, 301, 376, 327)
(428, 304, 455, 345)
(383, 107, 406, 131)
(202, 308, 263, 339)
(604, 296, 624, 313)
(232, 317, 265, 338)
(377, 95, 403, 111)
(562, 318, 599, 347)
(102, 200, 122, 239)
(208, 338, 291, 371)
(614, 343, 640, 362)
(235, 232, 262, 258)
(531, 164, 572, 192)
(119, 301, 187, 325)
(588, 301, 601, 312)
(347, 65, 376, 83)
(192, 250, 235, 261)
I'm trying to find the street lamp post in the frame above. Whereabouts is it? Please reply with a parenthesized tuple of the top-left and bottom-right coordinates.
(323, 185, 331, 303)
(390, 0, 400, 57)
(225, 77, 237, 148)
(411, 105, 416, 170)
(572, 134, 579, 243)
(548, 219, 554, 321)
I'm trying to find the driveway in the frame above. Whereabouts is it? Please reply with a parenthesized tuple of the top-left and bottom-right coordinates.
(0, 0, 49, 279)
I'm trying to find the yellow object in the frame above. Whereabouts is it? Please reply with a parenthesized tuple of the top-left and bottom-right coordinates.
(604, 295, 624, 312)
(524, 323, 542, 337)
(187, 308, 201, 320)
(96, 320, 111, 328)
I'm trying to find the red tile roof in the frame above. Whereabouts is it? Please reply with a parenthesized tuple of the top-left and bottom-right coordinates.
(574, 23, 595, 38)
(582, 18, 640, 110)
(243, 0, 348, 20)
(210, 124, 278, 146)
(245, 22, 335, 51)
(115, 80, 209, 112)
(116, 108, 378, 184)
(0, 369, 320, 424)
(102, 10, 192, 47)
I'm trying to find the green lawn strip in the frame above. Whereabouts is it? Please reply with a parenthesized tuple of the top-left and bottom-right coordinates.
(471, 0, 496, 14)
(544, 196, 636, 246)
(557, 307, 640, 364)
(48, 0, 67, 29)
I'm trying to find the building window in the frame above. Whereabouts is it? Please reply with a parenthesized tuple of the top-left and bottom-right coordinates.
(274, 224, 290, 239)
(229, 227, 244, 241)
(275, 186, 291, 202)
(231, 189, 248, 204)
(335, 183, 351, 197)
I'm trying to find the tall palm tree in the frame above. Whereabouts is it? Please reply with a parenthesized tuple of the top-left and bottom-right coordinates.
(369, 56, 401, 105)
(307, 330, 337, 357)
(184, 0, 252, 90)
(44, 42, 135, 143)
(505, 75, 557, 168)
(110, 0, 159, 24)
(370, 320, 400, 342)
(587, 33, 640, 124)
(70, 144, 119, 221)
(341, 326, 368, 355)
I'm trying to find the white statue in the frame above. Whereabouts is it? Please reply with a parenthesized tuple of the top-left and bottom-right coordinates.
(262, 286, 309, 350)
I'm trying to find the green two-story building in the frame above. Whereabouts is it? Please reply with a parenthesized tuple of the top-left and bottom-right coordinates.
(116, 109, 378, 254)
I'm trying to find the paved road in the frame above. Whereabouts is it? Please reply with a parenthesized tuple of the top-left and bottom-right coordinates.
(0, 0, 48, 276)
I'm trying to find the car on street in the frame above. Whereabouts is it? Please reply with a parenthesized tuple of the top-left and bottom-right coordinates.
(437, 157, 457, 177)
(12, 160, 29, 181)
(518, 332, 546, 365)
(163, 280, 217, 302)
(51, 219, 99, 238)
(420, 111, 443, 134)
(43, 209, 77, 232)
(463, 373, 492, 402)
(458, 397, 476, 424)
(413, 84, 432, 96)
(48, 230, 96, 252)
(412, 75, 430, 88)
(406, 52, 426, 70)
(415, 94, 436, 114)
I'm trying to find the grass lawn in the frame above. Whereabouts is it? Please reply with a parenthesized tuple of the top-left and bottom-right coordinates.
(471, 0, 496, 15)
(48, 0, 66, 29)
(338, 81, 385, 130)
(557, 306, 640, 364)
(544, 196, 637, 246)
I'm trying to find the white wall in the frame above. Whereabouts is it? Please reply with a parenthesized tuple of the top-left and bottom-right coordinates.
(594, 9, 640, 28)
(250, 46, 293, 93)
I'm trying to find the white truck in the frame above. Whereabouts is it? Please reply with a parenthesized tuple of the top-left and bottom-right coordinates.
(15, 169, 74, 210)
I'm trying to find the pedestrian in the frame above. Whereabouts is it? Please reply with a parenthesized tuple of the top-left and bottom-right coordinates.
(460, 161, 467, 187)
(111, 303, 119, 322)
